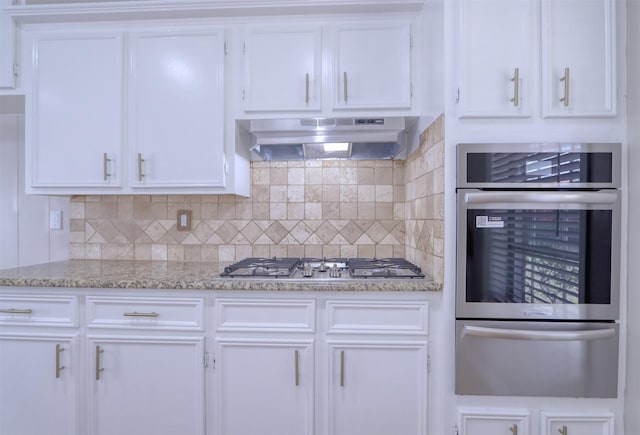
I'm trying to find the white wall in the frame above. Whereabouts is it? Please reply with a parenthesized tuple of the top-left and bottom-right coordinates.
(0, 101, 70, 269)
(625, 1, 640, 432)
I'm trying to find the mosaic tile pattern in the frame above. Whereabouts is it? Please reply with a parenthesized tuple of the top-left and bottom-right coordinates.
(70, 160, 406, 263)
(69, 116, 445, 285)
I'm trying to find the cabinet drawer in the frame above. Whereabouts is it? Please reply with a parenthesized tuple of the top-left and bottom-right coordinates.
(86, 296, 204, 330)
(0, 294, 78, 327)
(326, 301, 428, 335)
(215, 299, 315, 332)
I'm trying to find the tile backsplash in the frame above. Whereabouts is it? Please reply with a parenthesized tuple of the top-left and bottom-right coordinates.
(70, 114, 444, 283)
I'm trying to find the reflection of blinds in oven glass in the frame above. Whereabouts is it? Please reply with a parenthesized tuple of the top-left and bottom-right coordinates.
(486, 209, 582, 304)
(489, 152, 583, 183)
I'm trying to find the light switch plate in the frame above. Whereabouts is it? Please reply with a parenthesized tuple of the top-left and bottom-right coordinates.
(49, 210, 63, 230)
(177, 210, 192, 231)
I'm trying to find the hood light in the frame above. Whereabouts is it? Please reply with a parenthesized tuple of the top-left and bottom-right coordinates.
(323, 142, 351, 152)
(303, 142, 352, 159)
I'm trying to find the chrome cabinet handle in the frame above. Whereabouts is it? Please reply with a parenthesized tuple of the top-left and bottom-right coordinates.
(103, 153, 111, 181)
(340, 350, 345, 387)
(95, 346, 104, 381)
(137, 153, 145, 181)
(558, 425, 568, 435)
(464, 190, 619, 205)
(462, 325, 616, 341)
(55, 344, 65, 379)
(343, 71, 348, 103)
(510, 423, 518, 435)
(560, 67, 570, 107)
(123, 311, 159, 318)
(0, 308, 32, 314)
(305, 73, 310, 104)
(510, 67, 520, 107)
(294, 350, 300, 386)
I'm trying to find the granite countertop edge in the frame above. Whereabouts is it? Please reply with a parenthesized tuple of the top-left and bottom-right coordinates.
(0, 260, 443, 293)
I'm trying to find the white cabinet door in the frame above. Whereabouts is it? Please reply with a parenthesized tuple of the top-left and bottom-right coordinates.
(458, 0, 532, 117)
(214, 339, 315, 435)
(541, 0, 616, 117)
(0, 334, 79, 435)
(128, 29, 226, 188)
(28, 32, 123, 189)
(88, 336, 205, 435)
(333, 23, 412, 110)
(243, 26, 322, 112)
(0, 0, 16, 88)
(458, 409, 529, 435)
(327, 341, 427, 435)
(541, 411, 614, 435)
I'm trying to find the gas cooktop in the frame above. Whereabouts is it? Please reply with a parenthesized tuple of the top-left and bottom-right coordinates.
(220, 257, 425, 279)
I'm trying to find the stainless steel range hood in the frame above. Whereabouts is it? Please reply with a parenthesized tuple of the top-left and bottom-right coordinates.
(246, 117, 416, 161)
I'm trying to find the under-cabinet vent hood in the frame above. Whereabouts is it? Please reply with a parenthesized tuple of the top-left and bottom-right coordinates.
(246, 117, 416, 161)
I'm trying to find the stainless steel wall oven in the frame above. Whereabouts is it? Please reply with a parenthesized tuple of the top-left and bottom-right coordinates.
(455, 143, 621, 398)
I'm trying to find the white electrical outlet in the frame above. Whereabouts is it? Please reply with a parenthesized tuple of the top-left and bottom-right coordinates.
(177, 210, 192, 231)
(49, 210, 63, 230)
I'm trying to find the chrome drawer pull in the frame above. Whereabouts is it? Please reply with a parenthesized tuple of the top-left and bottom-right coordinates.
(560, 67, 570, 107)
(123, 311, 159, 318)
(55, 344, 65, 379)
(510, 67, 520, 107)
(0, 308, 33, 315)
(340, 350, 345, 387)
(96, 346, 104, 381)
(294, 350, 300, 386)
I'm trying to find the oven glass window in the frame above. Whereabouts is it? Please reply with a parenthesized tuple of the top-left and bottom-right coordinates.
(465, 208, 612, 304)
(467, 152, 613, 184)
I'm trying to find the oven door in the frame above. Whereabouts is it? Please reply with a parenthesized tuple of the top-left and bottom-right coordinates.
(456, 189, 621, 320)
(455, 320, 619, 397)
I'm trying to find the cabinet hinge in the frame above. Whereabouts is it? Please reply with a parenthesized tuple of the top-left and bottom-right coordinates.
(243, 41, 246, 55)
(453, 425, 459, 435)
(410, 33, 413, 49)
(12, 63, 19, 77)
(427, 353, 431, 373)
(204, 350, 209, 368)
(455, 87, 460, 103)
(242, 89, 245, 101)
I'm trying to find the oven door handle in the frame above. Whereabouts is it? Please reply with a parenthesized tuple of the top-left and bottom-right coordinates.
(464, 191, 618, 205)
(462, 325, 616, 341)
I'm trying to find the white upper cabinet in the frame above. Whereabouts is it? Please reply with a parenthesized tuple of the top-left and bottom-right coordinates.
(27, 32, 123, 190)
(458, 0, 532, 117)
(457, 0, 616, 119)
(128, 29, 226, 188)
(333, 23, 412, 110)
(240, 21, 414, 115)
(541, 0, 616, 117)
(243, 25, 322, 112)
(0, 0, 17, 88)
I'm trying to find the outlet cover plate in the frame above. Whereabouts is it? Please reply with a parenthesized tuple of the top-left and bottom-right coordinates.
(177, 210, 192, 231)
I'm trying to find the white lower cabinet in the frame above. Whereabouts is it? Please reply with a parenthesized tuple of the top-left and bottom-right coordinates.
(87, 336, 205, 435)
(0, 333, 80, 435)
(325, 300, 430, 435)
(214, 339, 315, 435)
(0, 294, 80, 435)
(458, 409, 530, 435)
(85, 295, 206, 435)
(327, 341, 428, 435)
(540, 411, 614, 435)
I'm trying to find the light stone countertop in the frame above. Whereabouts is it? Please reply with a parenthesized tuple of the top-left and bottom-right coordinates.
(0, 260, 442, 292)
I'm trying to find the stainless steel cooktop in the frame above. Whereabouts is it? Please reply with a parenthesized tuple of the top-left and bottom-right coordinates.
(220, 257, 425, 279)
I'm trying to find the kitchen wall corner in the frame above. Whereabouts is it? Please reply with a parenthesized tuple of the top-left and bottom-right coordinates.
(404, 114, 445, 284)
